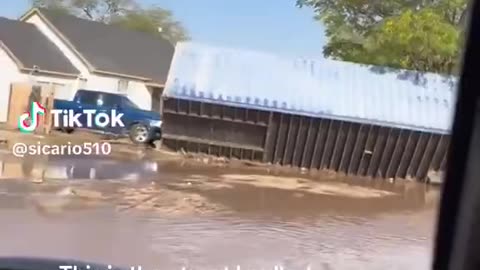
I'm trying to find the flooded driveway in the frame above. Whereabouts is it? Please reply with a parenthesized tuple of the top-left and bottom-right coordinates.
(0, 152, 439, 270)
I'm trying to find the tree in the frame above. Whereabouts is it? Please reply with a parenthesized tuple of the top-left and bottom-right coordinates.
(110, 7, 190, 43)
(297, 0, 467, 74)
(31, 0, 189, 44)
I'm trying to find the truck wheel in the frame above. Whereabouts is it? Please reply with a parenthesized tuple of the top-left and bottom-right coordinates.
(129, 124, 149, 144)
(61, 128, 74, 134)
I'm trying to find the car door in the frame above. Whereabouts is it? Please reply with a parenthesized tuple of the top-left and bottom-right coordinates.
(76, 92, 112, 132)
(93, 93, 118, 134)
(105, 94, 126, 135)
(118, 95, 139, 128)
(74, 91, 97, 130)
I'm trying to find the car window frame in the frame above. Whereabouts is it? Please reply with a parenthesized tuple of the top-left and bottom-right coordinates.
(432, 0, 480, 269)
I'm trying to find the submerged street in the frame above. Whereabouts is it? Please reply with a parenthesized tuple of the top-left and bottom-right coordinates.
(0, 0, 465, 268)
(0, 149, 439, 270)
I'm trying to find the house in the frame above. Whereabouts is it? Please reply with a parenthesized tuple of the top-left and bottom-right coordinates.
(161, 42, 457, 180)
(0, 16, 81, 122)
(0, 8, 174, 122)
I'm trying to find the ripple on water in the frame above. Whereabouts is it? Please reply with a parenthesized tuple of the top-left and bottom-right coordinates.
(0, 201, 434, 270)
(140, 214, 432, 270)
(0, 162, 437, 270)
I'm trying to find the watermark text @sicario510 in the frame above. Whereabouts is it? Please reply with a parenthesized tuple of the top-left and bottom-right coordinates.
(12, 141, 112, 157)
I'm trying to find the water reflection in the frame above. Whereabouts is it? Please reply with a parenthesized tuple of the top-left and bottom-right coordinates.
(0, 153, 159, 181)
(0, 151, 440, 216)
(0, 152, 440, 270)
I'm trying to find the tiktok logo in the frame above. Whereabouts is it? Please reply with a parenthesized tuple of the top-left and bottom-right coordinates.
(18, 102, 46, 133)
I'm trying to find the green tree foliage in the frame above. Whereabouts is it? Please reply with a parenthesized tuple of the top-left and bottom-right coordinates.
(297, 0, 467, 74)
(31, 0, 189, 44)
(110, 7, 189, 44)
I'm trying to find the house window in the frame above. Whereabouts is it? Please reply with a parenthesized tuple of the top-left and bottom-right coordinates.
(118, 80, 129, 94)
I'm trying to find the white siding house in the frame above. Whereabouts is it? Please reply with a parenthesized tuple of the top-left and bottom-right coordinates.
(21, 12, 153, 109)
(0, 8, 174, 123)
(20, 8, 174, 111)
(0, 17, 82, 122)
(0, 52, 81, 121)
(0, 45, 22, 122)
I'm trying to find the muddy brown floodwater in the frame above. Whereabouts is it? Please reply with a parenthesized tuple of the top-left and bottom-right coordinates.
(0, 151, 440, 270)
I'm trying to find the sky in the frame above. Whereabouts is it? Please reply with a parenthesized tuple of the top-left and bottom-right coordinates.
(1, 0, 326, 58)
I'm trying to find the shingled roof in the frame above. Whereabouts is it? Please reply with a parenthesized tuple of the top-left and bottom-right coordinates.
(0, 17, 79, 75)
(26, 8, 175, 84)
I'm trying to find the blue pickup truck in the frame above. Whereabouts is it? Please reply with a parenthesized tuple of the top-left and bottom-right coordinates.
(53, 89, 162, 144)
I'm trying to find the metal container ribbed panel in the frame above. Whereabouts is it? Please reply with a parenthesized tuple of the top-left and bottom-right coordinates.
(164, 42, 457, 134)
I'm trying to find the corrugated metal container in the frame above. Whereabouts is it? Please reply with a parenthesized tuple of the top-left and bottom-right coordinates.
(161, 42, 456, 181)
(164, 42, 457, 134)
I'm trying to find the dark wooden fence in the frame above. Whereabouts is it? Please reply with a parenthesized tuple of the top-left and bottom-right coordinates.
(161, 97, 450, 180)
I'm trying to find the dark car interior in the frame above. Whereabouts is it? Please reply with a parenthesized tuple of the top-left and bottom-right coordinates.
(431, 0, 480, 269)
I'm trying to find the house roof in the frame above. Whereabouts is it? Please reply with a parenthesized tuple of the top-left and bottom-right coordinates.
(30, 8, 174, 84)
(164, 42, 457, 134)
(0, 17, 79, 76)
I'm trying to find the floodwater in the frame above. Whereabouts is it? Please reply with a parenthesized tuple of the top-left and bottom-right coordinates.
(0, 151, 440, 270)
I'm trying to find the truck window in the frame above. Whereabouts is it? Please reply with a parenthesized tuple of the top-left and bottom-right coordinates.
(78, 91, 99, 105)
(103, 94, 122, 107)
(121, 96, 139, 109)
(97, 94, 105, 106)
